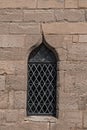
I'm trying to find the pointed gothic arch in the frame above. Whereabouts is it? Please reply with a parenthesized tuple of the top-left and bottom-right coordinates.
(27, 36, 58, 117)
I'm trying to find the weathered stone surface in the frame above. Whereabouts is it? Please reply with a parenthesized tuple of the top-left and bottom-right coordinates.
(54, 9, 64, 21)
(67, 43, 87, 61)
(79, 35, 87, 42)
(45, 35, 72, 49)
(73, 35, 79, 43)
(79, 0, 87, 8)
(0, 110, 5, 123)
(14, 91, 26, 109)
(0, 9, 23, 22)
(0, 48, 26, 60)
(59, 61, 87, 72)
(0, 23, 9, 34)
(0, 61, 26, 75)
(0, 122, 49, 130)
(0, 0, 36, 8)
(50, 122, 70, 130)
(64, 9, 85, 22)
(83, 111, 87, 128)
(0, 0, 86, 129)
(8, 90, 15, 109)
(0, 76, 5, 91)
(18, 109, 26, 121)
(64, 71, 87, 94)
(58, 71, 65, 91)
(85, 10, 87, 21)
(24, 10, 55, 22)
(0, 91, 8, 109)
(37, 0, 64, 8)
(25, 34, 41, 50)
(6, 110, 18, 122)
(14, 61, 26, 75)
(42, 23, 87, 34)
(0, 61, 15, 75)
(59, 92, 78, 111)
(0, 35, 25, 47)
(78, 96, 86, 110)
(6, 75, 26, 91)
(63, 111, 82, 127)
(55, 9, 85, 22)
(10, 23, 40, 34)
(56, 48, 68, 61)
(0, 125, 15, 130)
(65, 0, 78, 8)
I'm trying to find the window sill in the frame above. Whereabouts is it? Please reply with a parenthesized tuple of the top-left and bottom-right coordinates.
(24, 116, 57, 123)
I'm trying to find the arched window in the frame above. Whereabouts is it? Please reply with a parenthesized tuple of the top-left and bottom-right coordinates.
(27, 37, 57, 117)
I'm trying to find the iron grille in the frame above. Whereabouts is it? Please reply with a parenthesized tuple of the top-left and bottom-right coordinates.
(27, 43, 57, 116)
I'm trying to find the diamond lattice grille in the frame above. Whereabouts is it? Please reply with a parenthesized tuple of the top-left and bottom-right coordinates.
(27, 63, 57, 116)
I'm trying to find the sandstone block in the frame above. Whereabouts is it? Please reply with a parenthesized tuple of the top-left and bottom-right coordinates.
(10, 23, 40, 34)
(56, 48, 68, 61)
(0, 0, 36, 8)
(64, 111, 82, 127)
(79, 35, 87, 42)
(0, 23, 9, 34)
(78, 96, 86, 110)
(37, 0, 64, 8)
(45, 35, 69, 49)
(0, 48, 26, 61)
(0, 35, 25, 47)
(67, 43, 87, 61)
(83, 111, 87, 128)
(58, 71, 65, 92)
(65, 0, 78, 8)
(0, 91, 8, 109)
(0, 61, 26, 75)
(73, 35, 79, 43)
(64, 9, 85, 22)
(64, 71, 87, 95)
(75, 72, 87, 95)
(0, 110, 5, 122)
(8, 90, 15, 109)
(0, 125, 15, 130)
(6, 110, 18, 122)
(59, 92, 78, 111)
(0, 9, 23, 22)
(59, 61, 87, 72)
(14, 61, 26, 75)
(64, 71, 76, 93)
(54, 9, 64, 21)
(0, 61, 15, 75)
(24, 10, 55, 22)
(6, 75, 27, 91)
(42, 23, 87, 34)
(55, 9, 85, 22)
(50, 123, 56, 130)
(0, 76, 5, 91)
(18, 109, 26, 121)
(14, 91, 26, 109)
(79, 0, 87, 8)
(85, 10, 87, 21)
(14, 122, 49, 130)
(50, 122, 70, 130)
(25, 34, 41, 50)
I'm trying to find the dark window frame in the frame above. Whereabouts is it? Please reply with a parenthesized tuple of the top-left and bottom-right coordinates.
(27, 39, 57, 117)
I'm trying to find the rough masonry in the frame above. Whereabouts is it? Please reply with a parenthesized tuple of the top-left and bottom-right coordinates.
(0, 0, 87, 130)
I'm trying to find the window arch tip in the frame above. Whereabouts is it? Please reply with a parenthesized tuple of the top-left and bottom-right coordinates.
(28, 37, 59, 63)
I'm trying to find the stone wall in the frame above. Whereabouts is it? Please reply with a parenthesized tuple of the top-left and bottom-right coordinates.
(0, 0, 87, 130)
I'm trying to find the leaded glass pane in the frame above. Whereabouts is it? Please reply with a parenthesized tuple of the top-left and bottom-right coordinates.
(27, 43, 57, 116)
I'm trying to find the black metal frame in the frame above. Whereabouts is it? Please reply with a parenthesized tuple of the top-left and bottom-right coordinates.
(27, 42, 57, 117)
